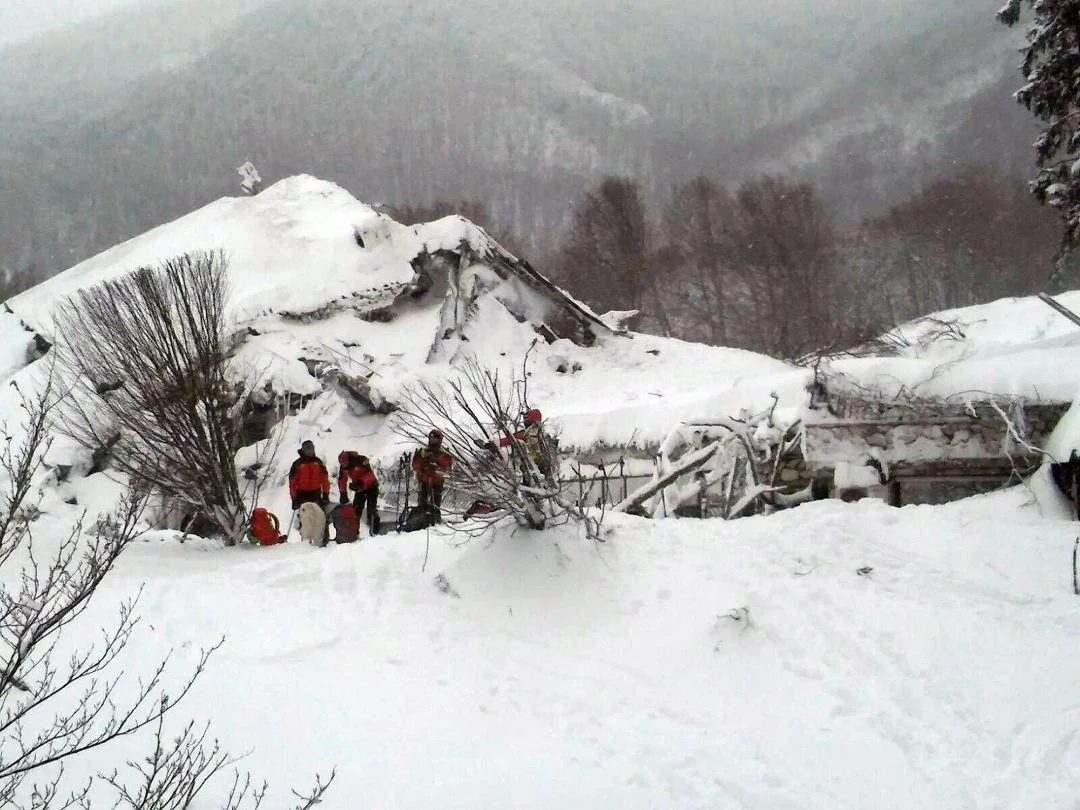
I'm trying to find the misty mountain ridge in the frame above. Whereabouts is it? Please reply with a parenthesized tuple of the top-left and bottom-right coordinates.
(0, 0, 271, 124)
(0, 0, 1041, 281)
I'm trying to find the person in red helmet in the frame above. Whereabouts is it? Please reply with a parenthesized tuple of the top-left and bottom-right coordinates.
(337, 451, 380, 534)
(412, 428, 453, 519)
(497, 408, 551, 477)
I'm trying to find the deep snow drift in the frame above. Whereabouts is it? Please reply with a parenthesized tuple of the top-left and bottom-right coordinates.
(1, 176, 1080, 808)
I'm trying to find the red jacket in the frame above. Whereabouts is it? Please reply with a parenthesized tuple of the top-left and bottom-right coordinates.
(499, 423, 545, 463)
(338, 456, 377, 494)
(498, 430, 526, 447)
(289, 455, 330, 499)
(412, 446, 452, 484)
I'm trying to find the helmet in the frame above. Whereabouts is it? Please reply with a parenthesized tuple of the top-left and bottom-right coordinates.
(428, 428, 444, 444)
(357, 455, 370, 467)
(524, 408, 542, 425)
(338, 451, 351, 465)
(300, 440, 315, 456)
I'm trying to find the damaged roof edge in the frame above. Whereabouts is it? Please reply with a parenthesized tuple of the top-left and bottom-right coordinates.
(462, 229, 629, 340)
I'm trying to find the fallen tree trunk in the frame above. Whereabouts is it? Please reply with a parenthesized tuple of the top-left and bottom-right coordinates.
(612, 442, 720, 514)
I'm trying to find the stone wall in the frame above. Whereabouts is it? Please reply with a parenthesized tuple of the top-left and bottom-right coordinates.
(802, 400, 1069, 506)
(804, 402, 1066, 473)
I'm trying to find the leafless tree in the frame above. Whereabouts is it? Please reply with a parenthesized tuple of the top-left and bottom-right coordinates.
(723, 176, 841, 358)
(660, 174, 878, 356)
(53, 251, 252, 544)
(393, 357, 600, 540)
(0, 373, 335, 807)
(0, 397, 162, 809)
(556, 176, 671, 335)
(664, 177, 736, 346)
(863, 165, 1068, 305)
(96, 716, 334, 810)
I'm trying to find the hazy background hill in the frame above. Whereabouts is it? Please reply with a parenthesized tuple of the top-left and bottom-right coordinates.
(0, 0, 1041, 286)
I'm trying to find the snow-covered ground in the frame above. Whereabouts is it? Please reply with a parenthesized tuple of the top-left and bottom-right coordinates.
(3, 175, 1080, 807)
(70, 481, 1080, 809)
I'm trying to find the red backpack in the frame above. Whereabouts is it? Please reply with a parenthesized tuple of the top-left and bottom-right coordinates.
(249, 508, 283, 546)
(332, 503, 360, 543)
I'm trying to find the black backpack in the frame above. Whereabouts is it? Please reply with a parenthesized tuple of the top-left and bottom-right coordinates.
(398, 504, 438, 533)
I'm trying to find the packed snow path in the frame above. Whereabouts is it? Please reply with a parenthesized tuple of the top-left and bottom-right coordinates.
(87, 493, 1080, 810)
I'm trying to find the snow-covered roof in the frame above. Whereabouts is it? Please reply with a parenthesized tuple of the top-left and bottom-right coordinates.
(11, 176, 416, 334)
(820, 292, 1080, 406)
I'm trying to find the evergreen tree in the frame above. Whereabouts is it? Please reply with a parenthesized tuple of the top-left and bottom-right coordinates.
(999, 1, 1080, 251)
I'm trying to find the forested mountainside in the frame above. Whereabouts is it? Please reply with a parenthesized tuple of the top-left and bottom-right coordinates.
(0, 0, 1034, 288)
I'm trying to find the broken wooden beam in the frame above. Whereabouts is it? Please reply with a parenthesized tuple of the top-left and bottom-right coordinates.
(612, 441, 720, 514)
(1038, 292, 1080, 329)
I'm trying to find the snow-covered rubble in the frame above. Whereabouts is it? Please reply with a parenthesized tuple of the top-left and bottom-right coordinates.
(828, 292, 1080, 403)
(5, 175, 1080, 499)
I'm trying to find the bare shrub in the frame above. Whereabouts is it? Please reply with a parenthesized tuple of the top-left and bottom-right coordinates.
(393, 356, 601, 539)
(0, 373, 334, 806)
(53, 250, 252, 544)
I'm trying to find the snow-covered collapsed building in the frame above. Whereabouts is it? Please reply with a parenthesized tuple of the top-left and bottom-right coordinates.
(0, 175, 798, 526)
(794, 299, 1080, 507)
(620, 297, 1080, 517)
(2, 173, 1078, 527)
(802, 375, 1067, 506)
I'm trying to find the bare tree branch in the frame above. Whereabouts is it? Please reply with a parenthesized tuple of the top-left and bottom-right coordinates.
(392, 357, 601, 539)
(0, 367, 334, 808)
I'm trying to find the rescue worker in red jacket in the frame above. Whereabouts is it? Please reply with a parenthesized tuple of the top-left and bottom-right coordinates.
(289, 440, 331, 510)
(412, 428, 453, 518)
(498, 408, 551, 477)
(337, 451, 380, 533)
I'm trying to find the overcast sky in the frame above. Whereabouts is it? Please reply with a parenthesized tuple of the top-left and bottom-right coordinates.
(0, 0, 150, 47)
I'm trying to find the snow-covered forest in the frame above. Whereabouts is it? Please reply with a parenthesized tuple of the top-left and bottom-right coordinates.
(3, 0, 1080, 808)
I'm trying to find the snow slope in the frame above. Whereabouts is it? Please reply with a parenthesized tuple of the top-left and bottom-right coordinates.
(63, 488, 1080, 809)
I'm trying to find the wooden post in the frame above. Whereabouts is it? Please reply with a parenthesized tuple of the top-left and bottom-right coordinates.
(1038, 292, 1080, 329)
(1073, 537, 1079, 596)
